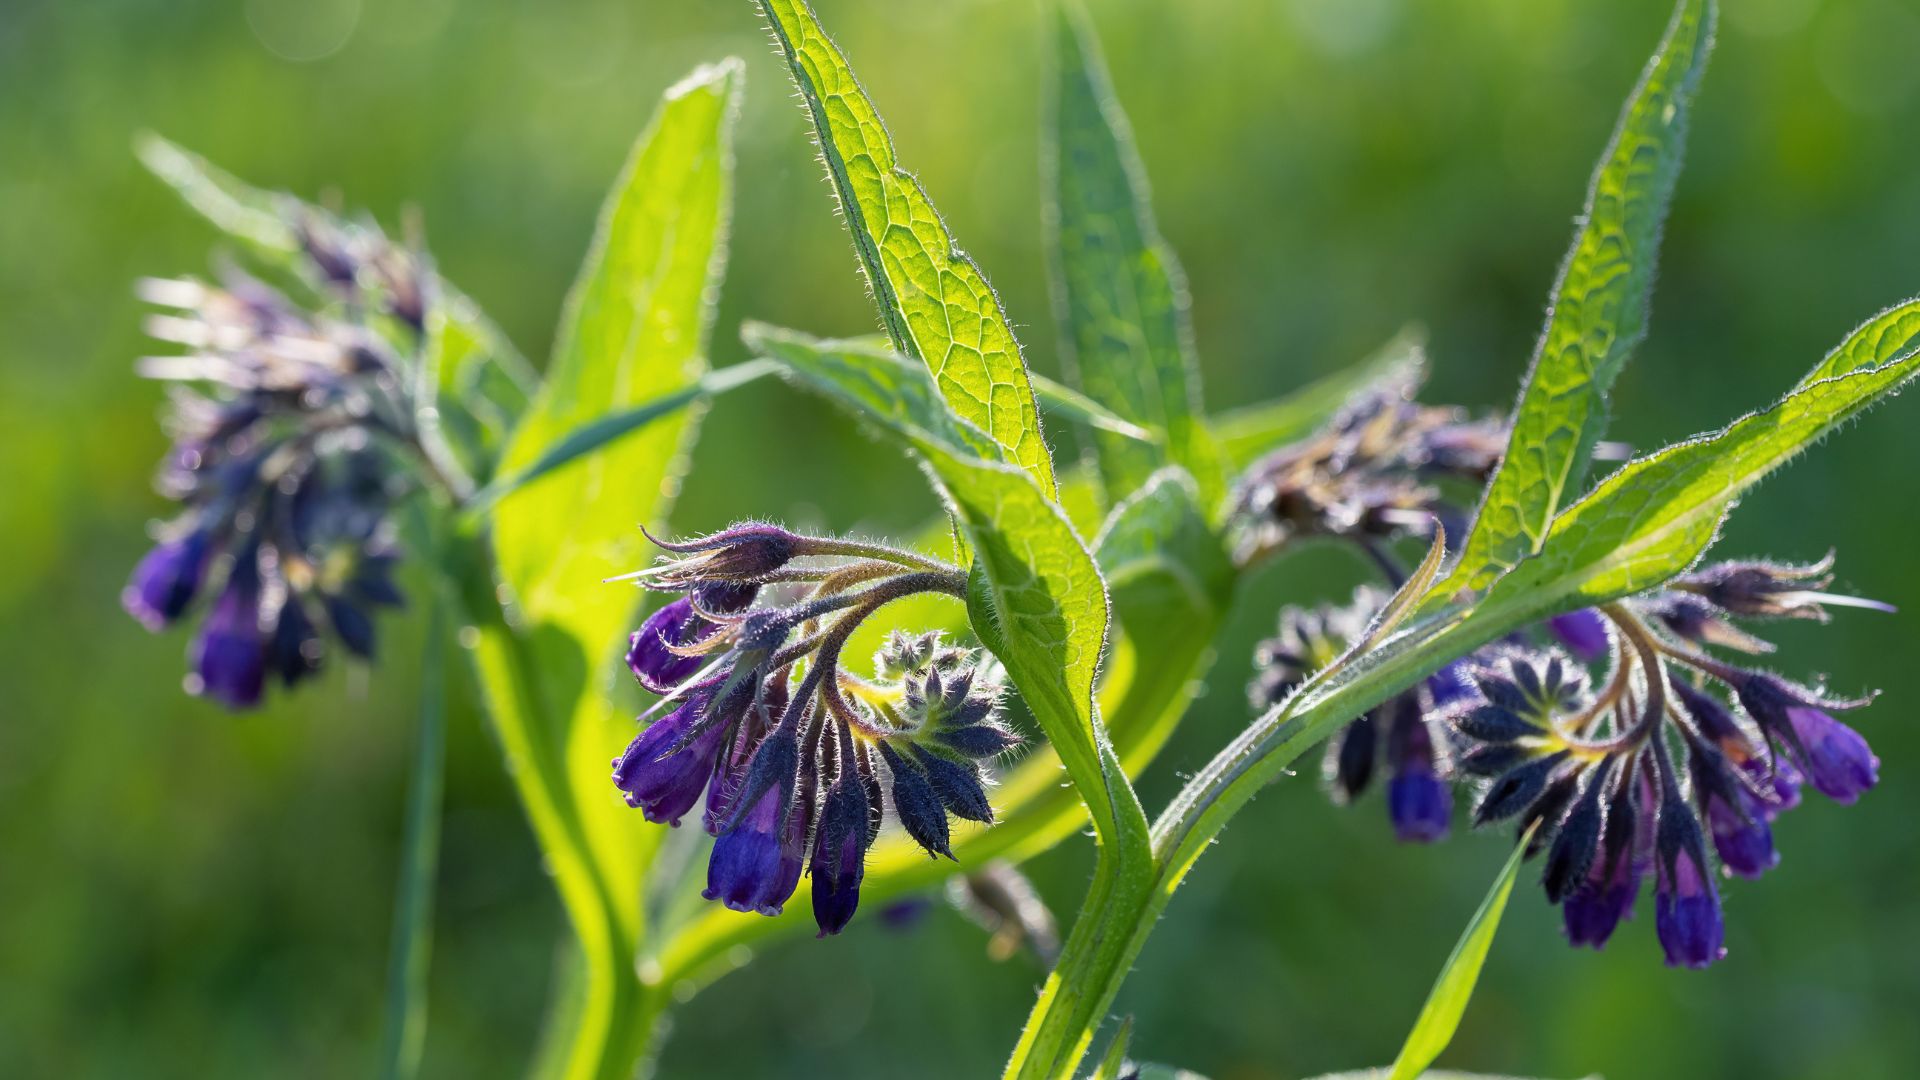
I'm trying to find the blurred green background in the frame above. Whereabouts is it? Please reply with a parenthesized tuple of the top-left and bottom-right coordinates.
(4, 0, 1918, 1076)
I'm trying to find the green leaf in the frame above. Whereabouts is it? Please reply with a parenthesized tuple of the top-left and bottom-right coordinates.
(1047, 1, 1221, 507)
(1385, 829, 1534, 1080)
(758, 0, 1056, 493)
(464, 360, 777, 519)
(1032, 372, 1157, 443)
(1795, 297, 1920, 388)
(1209, 327, 1425, 470)
(1095, 468, 1235, 654)
(491, 58, 741, 941)
(137, 133, 537, 466)
(1088, 1016, 1134, 1080)
(448, 63, 740, 1080)
(1478, 340, 1920, 622)
(742, 323, 1146, 846)
(1442, 0, 1715, 596)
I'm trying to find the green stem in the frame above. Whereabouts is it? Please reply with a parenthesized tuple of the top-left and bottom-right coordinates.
(376, 594, 449, 1080)
(445, 540, 652, 1080)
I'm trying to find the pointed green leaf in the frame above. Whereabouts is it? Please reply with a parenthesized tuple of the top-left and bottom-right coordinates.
(1209, 328, 1425, 470)
(1479, 331, 1920, 623)
(464, 360, 777, 519)
(1047, 1, 1221, 507)
(490, 59, 742, 947)
(1795, 297, 1920, 388)
(742, 323, 1147, 854)
(758, 0, 1055, 493)
(1089, 1016, 1134, 1080)
(1385, 829, 1534, 1080)
(1443, 0, 1715, 596)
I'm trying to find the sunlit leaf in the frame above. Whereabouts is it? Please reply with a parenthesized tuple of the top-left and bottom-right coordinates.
(1442, 0, 1714, 596)
(1047, 1, 1221, 507)
(1794, 297, 1920, 388)
(489, 57, 741, 953)
(464, 360, 777, 519)
(758, 0, 1056, 492)
(1478, 340, 1920, 623)
(1089, 1016, 1134, 1080)
(743, 322, 1147, 844)
(1385, 829, 1534, 1080)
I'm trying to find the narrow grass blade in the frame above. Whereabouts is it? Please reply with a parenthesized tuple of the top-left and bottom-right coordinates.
(1386, 828, 1534, 1080)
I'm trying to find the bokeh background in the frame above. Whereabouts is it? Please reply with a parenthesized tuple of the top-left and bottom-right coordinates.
(4, 0, 1919, 1076)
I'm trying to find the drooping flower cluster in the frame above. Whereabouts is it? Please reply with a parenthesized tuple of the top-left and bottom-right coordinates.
(1257, 557, 1885, 968)
(610, 525, 1020, 936)
(123, 214, 439, 708)
(1229, 366, 1504, 565)
(1441, 558, 1886, 968)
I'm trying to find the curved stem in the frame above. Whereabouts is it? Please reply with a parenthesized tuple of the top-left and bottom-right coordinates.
(1006, 596, 1533, 1079)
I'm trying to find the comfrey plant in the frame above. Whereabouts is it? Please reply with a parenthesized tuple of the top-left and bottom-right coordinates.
(120, 1, 1920, 1078)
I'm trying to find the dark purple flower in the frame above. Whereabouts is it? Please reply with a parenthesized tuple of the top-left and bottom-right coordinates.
(613, 692, 728, 826)
(627, 597, 720, 693)
(1781, 706, 1878, 804)
(123, 531, 209, 630)
(1547, 609, 1610, 663)
(706, 782, 802, 916)
(809, 773, 873, 936)
(1735, 674, 1878, 805)
(191, 571, 266, 710)
(1702, 783, 1777, 880)
(1564, 851, 1642, 949)
(1655, 801, 1726, 969)
(1387, 701, 1450, 842)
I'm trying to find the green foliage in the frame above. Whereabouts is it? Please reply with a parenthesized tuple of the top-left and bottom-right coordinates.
(470, 60, 742, 1080)
(463, 359, 776, 518)
(1441, 0, 1714, 597)
(758, 0, 1055, 493)
(1047, 1, 1222, 509)
(741, 322, 1147, 855)
(1385, 830, 1533, 1080)
(1089, 1015, 1134, 1080)
(1478, 338, 1920, 623)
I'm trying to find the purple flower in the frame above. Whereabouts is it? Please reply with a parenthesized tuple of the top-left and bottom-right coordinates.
(268, 597, 323, 688)
(1781, 706, 1878, 805)
(191, 572, 266, 710)
(123, 531, 209, 630)
(612, 691, 727, 826)
(1547, 609, 1610, 662)
(1655, 802, 1726, 969)
(1702, 784, 1777, 880)
(1735, 674, 1879, 805)
(1564, 854, 1642, 949)
(705, 784, 802, 916)
(1386, 701, 1450, 843)
(627, 598, 717, 693)
(809, 772, 873, 937)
